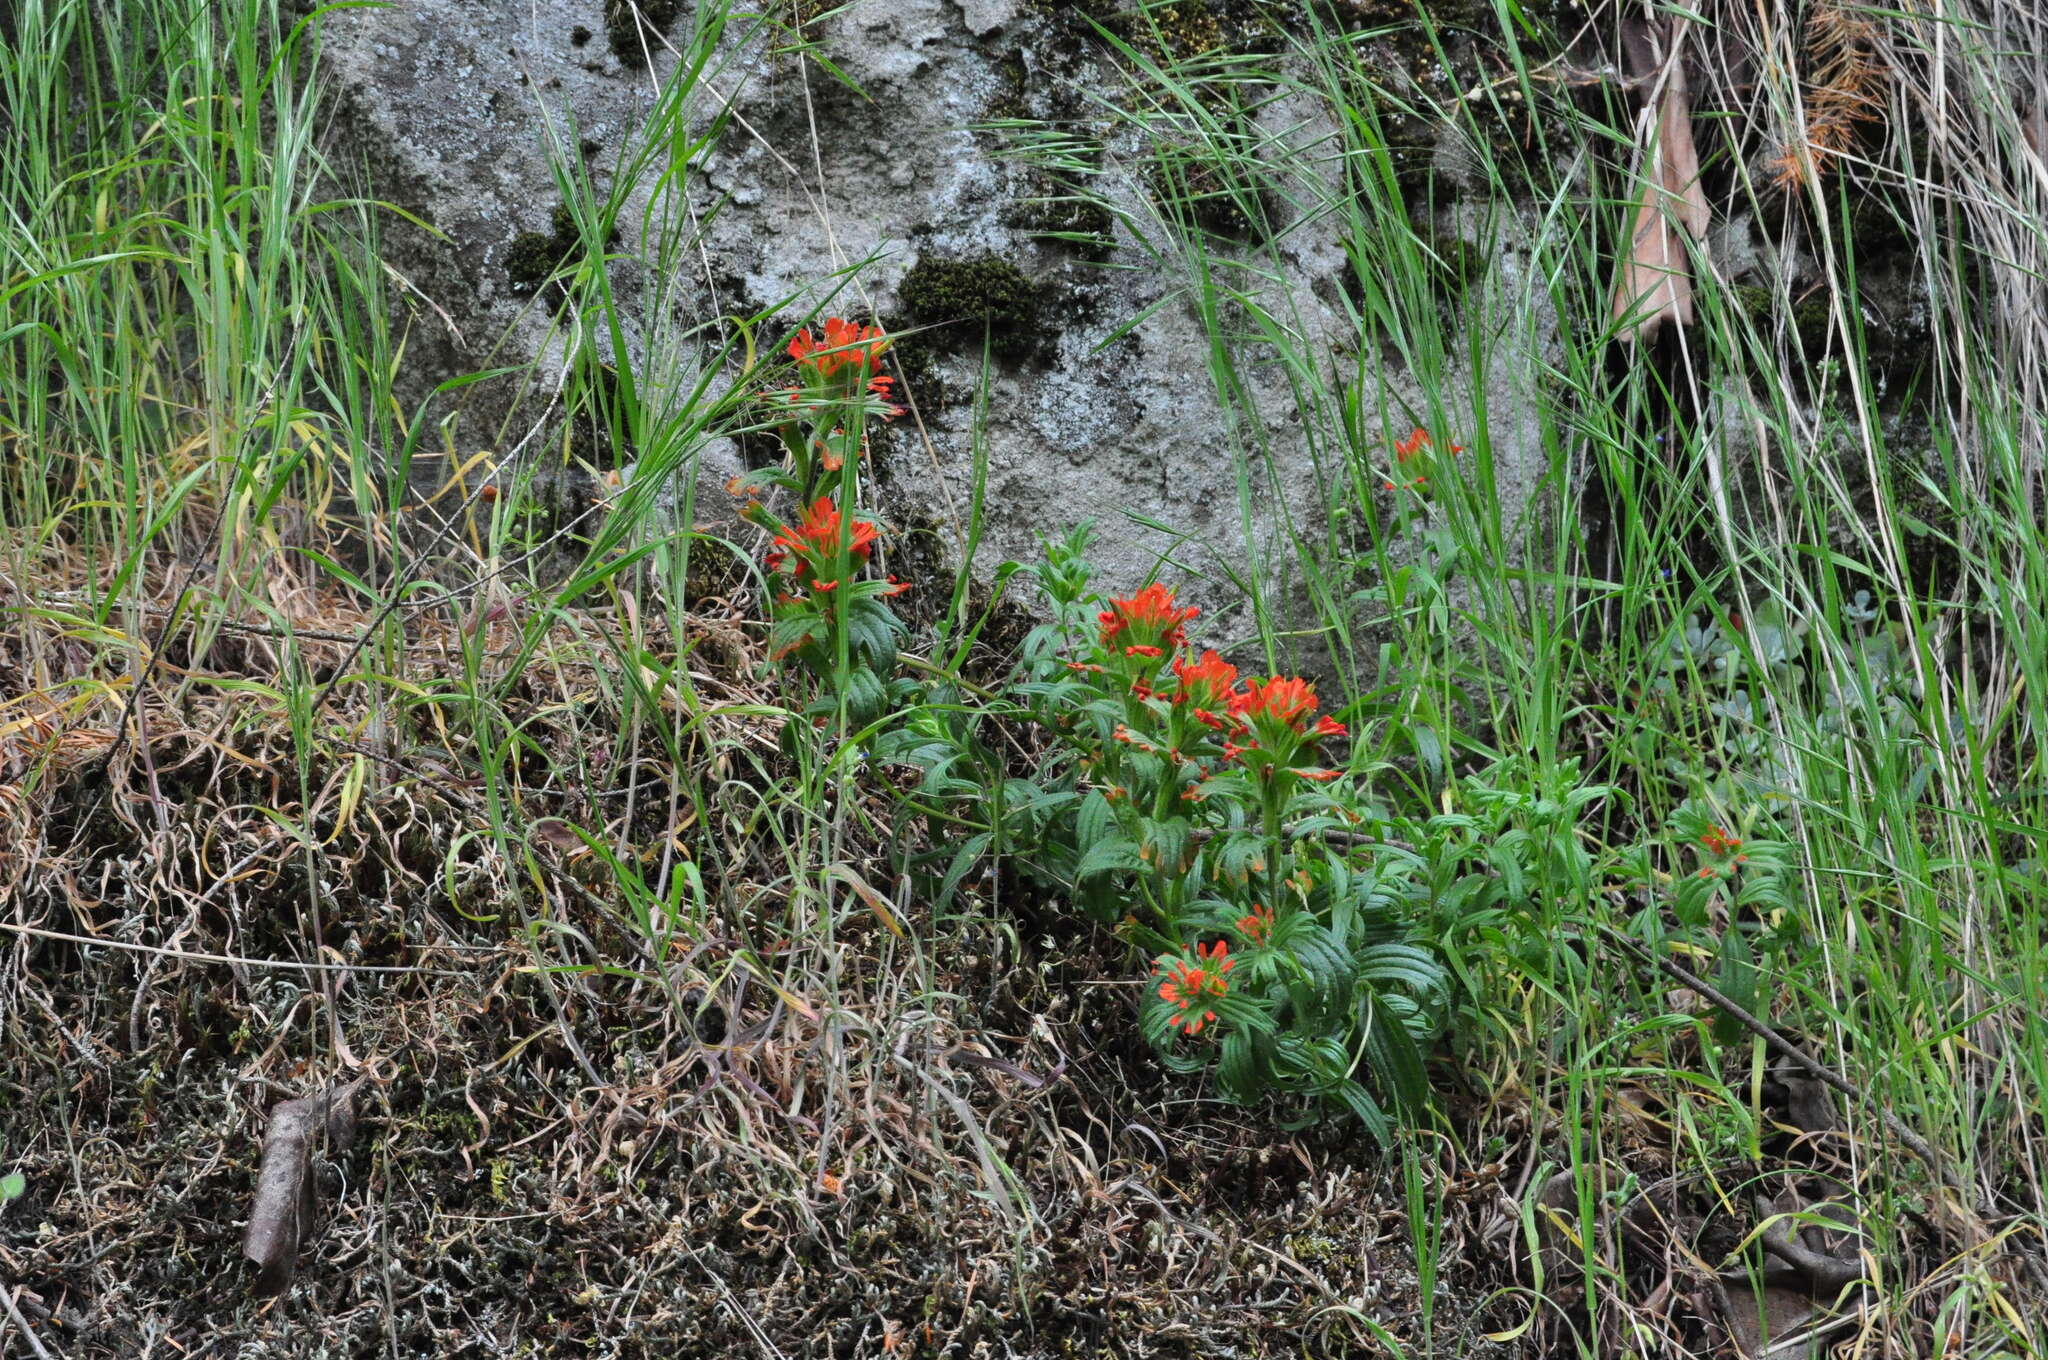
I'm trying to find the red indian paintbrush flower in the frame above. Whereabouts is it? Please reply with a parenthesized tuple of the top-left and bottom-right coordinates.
(1236, 904, 1275, 947)
(1700, 825, 1741, 855)
(1171, 649, 1240, 729)
(1394, 426, 1465, 461)
(1225, 675, 1349, 776)
(789, 316, 890, 381)
(1098, 583, 1199, 657)
(765, 496, 879, 593)
(1155, 940, 1233, 1036)
(1232, 676, 1328, 732)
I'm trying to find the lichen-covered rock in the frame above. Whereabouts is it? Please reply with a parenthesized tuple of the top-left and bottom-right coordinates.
(315, 0, 1556, 670)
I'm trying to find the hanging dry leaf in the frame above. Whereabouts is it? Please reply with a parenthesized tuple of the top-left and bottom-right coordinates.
(244, 1081, 361, 1296)
(1612, 30, 1709, 342)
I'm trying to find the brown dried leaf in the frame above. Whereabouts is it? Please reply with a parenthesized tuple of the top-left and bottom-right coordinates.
(528, 817, 582, 852)
(244, 1081, 361, 1296)
(1612, 40, 1709, 341)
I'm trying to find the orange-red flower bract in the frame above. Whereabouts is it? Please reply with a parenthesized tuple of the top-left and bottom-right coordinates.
(1225, 675, 1349, 766)
(1098, 582, 1199, 657)
(767, 496, 880, 588)
(1236, 904, 1275, 946)
(1392, 426, 1463, 474)
(1700, 825, 1742, 855)
(1232, 676, 1321, 731)
(1172, 649, 1240, 728)
(1154, 940, 1234, 1036)
(790, 316, 890, 381)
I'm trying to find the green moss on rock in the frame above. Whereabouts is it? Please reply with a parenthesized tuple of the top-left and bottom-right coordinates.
(505, 231, 567, 292)
(605, 0, 679, 68)
(1150, 147, 1265, 240)
(897, 253, 1039, 357)
(1004, 182, 1115, 259)
(505, 204, 619, 297)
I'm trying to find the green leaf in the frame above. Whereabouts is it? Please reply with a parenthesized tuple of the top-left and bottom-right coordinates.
(1218, 1027, 1258, 1100)
(1076, 837, 1144, 878)
(1076, 789, 1113, 852)
(842, 665, 885, 725)
(768, 612, 824, 658)
(0, 1172, 22, 1205)
(938, 832, 993, 909)
(1333, 1078, 1393, 1145)
(1359, 990, 1430, 1113)
(1145, 816, 1190, 875)
(1712, 927, 1759, 1046)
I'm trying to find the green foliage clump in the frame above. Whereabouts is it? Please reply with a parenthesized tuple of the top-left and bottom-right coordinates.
(897, 253, 1039, 357)
(870, 528, 1468, 1136)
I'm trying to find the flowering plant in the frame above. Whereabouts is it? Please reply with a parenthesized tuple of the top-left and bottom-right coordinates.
(735, 317, 911, 719)
(1383, 425, 1462, 496)
(984, 528, 1447, 1135)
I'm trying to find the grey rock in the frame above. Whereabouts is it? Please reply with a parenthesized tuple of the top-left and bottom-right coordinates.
(317, 0, 1557, 678)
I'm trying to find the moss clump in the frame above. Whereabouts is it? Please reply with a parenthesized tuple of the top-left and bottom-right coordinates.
(1791, 291, 1836, 356)
(984, 49, 1033, 122)
(1732, 283, 1775, 321)
(505, 231, 567, 293)
(1149, 1, 1225, 59)
(505, 204, 619, 297)
(605, 0, 679, 67)
(1150, 149, 1265, 240)
(896, 253, 1039, 357)
(1413, 219, 1487, 293)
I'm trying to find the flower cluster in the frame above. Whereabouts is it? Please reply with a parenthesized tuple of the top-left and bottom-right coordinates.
(1234, 676, 1346, 740)
(1086, 586, 1347, 779)
(1384, 426, 1464, 495)
(1235, 903, 1275, 946)
(743, 315, 912, 690)
(761, 317, 906, 476)
(1099, 583, 1200, 660)
(1220, 675, 1347, 782)
(763, 496, 880, 601)
(791, 316, 891, 385)
(1155, 940, 1233, 1035)
(1172, 649, 1239, 730)
(974, 534, 1453, 1127)
(1040, 572, 1364, 1049)
(1085, 586, 1354, 805)
(1695, 824, 1749, 880)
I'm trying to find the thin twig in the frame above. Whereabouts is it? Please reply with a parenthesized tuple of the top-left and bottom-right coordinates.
(0, 922, 491, 977)
(0, 1282, 58, 1360)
